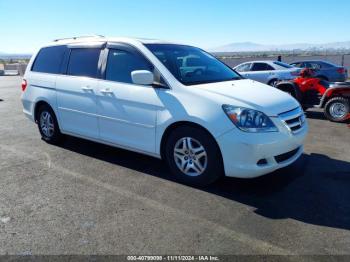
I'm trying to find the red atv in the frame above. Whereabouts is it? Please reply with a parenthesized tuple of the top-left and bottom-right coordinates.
(276, 68, 350, 122)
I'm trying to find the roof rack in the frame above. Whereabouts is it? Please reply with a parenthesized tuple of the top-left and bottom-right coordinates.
(53, 35, 105, 42)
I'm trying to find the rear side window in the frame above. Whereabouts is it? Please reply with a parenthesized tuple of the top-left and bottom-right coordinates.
(32, 46, 67, 74)
(105, 49, 153, 84)
(67, 48, 101, 78)
(251, 63, 274, 71)
(235, 63, 251, 72)
(321, 61, 336, 68)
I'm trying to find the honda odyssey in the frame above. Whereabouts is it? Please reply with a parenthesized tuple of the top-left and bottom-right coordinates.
(21, 36, 308, 186)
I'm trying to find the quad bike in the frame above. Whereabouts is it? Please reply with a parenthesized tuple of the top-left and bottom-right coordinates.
(276, 68, 350, 122)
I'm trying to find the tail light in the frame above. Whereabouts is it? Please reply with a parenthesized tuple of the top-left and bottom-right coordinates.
(21, 79, 27, 91)
(337, 68, 346, 74)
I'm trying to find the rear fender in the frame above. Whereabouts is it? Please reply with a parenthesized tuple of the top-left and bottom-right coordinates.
(320, 87, 350, 107)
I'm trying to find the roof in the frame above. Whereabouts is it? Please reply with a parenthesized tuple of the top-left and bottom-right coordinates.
(291, 60, 339, 66)
(239, 60, 278, 64)
(291, 60, 325, 63)
(46, 35, 180, 47)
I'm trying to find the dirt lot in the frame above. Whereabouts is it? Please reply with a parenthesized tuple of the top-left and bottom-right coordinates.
(0, 76, 350, 255)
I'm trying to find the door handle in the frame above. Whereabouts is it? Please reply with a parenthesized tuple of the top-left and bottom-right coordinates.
(100, 88, 113, 94)
(82, 86, 93, 91)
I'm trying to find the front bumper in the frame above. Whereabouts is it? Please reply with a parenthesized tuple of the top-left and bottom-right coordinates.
(216, 118, 308, 178)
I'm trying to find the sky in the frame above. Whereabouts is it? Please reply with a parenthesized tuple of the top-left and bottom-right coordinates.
(0, 0, 349, 53)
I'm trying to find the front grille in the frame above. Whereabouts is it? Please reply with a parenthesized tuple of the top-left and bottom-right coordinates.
(275, 147, 300, 163)
(279, 107, 305, 133)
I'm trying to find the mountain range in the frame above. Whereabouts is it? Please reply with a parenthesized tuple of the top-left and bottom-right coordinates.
(1, 40, 350, 58)
(0, 52, 32, 59)
(211, 41, 350, 52)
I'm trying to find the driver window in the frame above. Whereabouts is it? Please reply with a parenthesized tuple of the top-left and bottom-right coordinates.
(106, 49, 153, 84)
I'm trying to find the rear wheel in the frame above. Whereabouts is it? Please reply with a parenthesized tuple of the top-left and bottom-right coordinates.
(324, 97, 350, 122)
(165, 126, 223, 187)
(37, 104, 63, 144)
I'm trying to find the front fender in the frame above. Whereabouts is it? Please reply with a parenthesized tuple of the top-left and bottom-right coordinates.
(275, 81, 302, 102)
(154, 90, 234, 155)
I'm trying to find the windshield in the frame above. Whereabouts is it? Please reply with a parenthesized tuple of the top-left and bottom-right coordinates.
(273, 61, 293, 69)
(145, 44, 241, 85)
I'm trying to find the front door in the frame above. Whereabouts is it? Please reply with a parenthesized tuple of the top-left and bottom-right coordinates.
(97, 46, 164, 153)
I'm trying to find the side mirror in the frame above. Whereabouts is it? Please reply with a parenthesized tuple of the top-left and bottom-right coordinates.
(131, 70, 154, 85)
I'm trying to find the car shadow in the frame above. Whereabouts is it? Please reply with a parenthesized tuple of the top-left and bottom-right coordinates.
(57, 135, 350, 231)
(306, 110, 350, 124)
(305, 110, 326, 121)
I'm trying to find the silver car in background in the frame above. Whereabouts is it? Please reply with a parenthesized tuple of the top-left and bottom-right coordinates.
(290, 60, 348, 82)
(234, 60, 301, 86)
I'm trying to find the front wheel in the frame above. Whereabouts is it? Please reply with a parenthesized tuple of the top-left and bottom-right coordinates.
(165, 126, 223, 187)
(324, 97, 350, 122)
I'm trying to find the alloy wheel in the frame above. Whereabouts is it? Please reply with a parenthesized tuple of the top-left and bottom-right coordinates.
(173, 137, 208, 177)
(329, 102, 347, 119)
(40, 111, 55, 138)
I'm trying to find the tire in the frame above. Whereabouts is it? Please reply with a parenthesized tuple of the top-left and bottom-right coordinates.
(37, 104, 63, 144)
(268, 79, 278, 87)
(324, 97, 350, 122)
(302, 105, 310, 111)
(165, 126, 223, 187)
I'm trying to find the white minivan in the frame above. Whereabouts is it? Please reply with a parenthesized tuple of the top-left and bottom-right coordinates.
(21, 36, 308, 186)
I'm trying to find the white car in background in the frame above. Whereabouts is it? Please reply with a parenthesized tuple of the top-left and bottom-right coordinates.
(234, 61, 301, 86)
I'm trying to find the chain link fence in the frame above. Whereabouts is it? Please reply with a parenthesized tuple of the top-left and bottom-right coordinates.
(1, 54, 350, 78)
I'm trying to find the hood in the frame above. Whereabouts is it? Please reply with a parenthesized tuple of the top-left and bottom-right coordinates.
(193, 79, 300, 116)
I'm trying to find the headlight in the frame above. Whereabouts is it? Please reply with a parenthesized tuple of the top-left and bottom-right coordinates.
(222, 105, 278, 132)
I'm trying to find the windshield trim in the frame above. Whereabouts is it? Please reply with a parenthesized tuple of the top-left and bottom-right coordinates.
(184, 77, 242, 86)
(145, 43, 242, 86)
